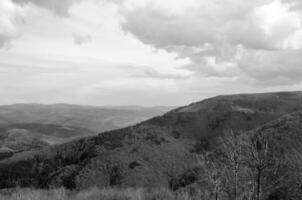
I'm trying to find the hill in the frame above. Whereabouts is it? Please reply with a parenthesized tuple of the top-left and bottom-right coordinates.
(0, 103, 174, 133)
(0, 123, 94, 155)
(147, 91, 302, 151)
(0, 91, 302, 199)
(0, 104, 173, 156)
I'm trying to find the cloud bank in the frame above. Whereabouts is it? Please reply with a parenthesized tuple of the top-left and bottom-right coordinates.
(118, 0, 302, 85)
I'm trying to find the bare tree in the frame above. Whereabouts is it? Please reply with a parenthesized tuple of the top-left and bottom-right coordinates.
(220, 130, 278, 200)
(220, 130, 246, 200)
(242, 131, 275, 200)
(196, 152, 224, 200)
(284, 146, 302, 199)
(197, 128, 301, 200)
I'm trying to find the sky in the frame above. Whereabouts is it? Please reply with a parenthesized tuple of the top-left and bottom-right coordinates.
(1, 0, 302, 106)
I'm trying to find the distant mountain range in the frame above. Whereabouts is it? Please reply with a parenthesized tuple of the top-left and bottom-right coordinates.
(0, 104, 174, 153)
(0, 91, 302, 200)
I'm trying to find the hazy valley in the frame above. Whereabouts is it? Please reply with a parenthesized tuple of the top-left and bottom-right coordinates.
(0, 104, 173, 158)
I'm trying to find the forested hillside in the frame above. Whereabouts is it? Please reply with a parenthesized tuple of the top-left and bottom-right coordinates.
(1, 92, 302, 200)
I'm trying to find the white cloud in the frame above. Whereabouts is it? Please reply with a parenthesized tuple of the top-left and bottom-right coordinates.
(0, 0, 25, 48)
(120, 0, 278, 49)
(118, 0, 302, 84)
(0, 0, 82, 49)
(0, 0, 84, 49)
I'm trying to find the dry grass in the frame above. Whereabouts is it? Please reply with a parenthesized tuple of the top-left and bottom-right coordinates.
(0, 187, 195, 200)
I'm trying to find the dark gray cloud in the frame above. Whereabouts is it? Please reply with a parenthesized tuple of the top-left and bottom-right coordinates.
(72, 33, 92, 45)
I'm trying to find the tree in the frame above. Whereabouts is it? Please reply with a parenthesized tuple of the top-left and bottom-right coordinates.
(220, 130, 280, 200)
(282, 143, 302, 199)
(220, 130, 246, 200)
(196, 152, 225, 200)
(197, 127, 302, 200)
(242, 131, 280, 200)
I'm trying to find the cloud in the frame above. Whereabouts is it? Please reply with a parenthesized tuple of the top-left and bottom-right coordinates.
(182, 57, 241, 78)
(238, 48, 302, 85)
(120, 0, 283, 50)
(130, 66, 188, 80)
(117, 0, 302, 85)
(0, 0, 83, 49)
(12, 0, 82, 16)
(0, 0, 24, 48)
(281, 0, 302, 10)
(72, 32, 92, 45)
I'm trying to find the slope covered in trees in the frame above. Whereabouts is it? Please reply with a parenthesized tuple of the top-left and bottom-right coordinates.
(0, 91, 302, 200)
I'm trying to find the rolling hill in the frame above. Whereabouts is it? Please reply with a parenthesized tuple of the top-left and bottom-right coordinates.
(0, 104, 174, 132)
(0, 123, 95, 154)
(0, 104, 173, 156)
(0, 91, 302, 199)
(147, 91, 302, 151)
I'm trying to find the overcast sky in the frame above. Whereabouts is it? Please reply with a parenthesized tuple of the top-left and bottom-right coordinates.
(1, 0, 302, 106)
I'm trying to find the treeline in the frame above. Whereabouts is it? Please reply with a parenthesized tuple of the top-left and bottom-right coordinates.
(195, 128, 302, 200)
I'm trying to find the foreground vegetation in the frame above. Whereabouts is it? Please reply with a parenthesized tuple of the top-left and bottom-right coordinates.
(0, 187, 194, 200)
